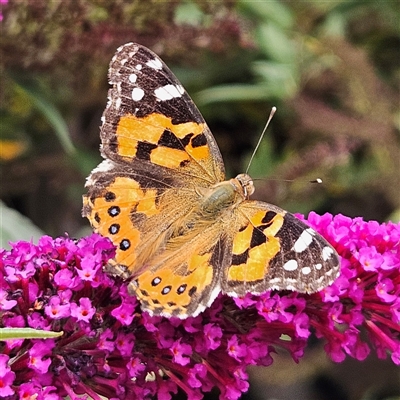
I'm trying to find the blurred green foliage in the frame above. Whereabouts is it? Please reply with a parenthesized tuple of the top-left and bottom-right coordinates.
(0, 0, 399, 243)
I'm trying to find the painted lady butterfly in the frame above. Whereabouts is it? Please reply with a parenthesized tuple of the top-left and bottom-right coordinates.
(83, 43, 340, 318)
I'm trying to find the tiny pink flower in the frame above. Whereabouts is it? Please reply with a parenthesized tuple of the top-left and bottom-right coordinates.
(28, 341, 54, 374)
(171, 338, 192, 366)
(111, 301, 135, 326)
(0, 354, 15, 397)
(45, 295, 71, 319)
(70, 297, 95, 322)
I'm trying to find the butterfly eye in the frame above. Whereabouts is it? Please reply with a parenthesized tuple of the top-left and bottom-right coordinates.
(235, 174, 255, 198)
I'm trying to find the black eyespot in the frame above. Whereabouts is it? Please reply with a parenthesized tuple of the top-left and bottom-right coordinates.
(152, 277, 162, 286)
(120, 239, 130, 250)
(94, 213, 101, 223)
(109, 223, 120, 235)
(108, 206, 120, 217)
(105, 192, 116, 202)
(188, 286, 197, 297)
(177, 284, 187, 294)
(161, 286, 172, 295)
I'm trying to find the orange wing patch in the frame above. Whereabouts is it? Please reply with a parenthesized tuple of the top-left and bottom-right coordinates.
(133, 251, 215, 317)
(115, 113, 210, 169)
(227, 210, 284, 282)
(83, 176, 160, 270)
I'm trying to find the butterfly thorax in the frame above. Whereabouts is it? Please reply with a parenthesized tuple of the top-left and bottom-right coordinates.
(198, 174, 255, 217)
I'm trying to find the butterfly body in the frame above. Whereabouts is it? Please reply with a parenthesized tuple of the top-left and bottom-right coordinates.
(83, 43, 340, 319)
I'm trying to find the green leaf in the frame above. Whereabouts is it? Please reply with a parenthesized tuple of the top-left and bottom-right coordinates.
(0, 327, 63, 340)
(11, 75, 76, 156)
(174, 2, 204, 26)
(252, 60, 298, 99)
(238, 0, 293, 29)
(0, 200, 44, 249)
(244, 133, 277, 178)
(195, 84, 274, 105)
(256, 22, 296, 63)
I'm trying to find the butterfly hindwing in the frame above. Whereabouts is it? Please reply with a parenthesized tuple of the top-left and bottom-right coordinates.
(222, 201, 340, 297)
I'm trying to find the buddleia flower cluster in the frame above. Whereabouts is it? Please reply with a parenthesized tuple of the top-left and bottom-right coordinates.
(1, 212, 399, 399)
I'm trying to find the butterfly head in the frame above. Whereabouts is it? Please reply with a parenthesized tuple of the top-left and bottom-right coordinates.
(235, 173, 255, 199)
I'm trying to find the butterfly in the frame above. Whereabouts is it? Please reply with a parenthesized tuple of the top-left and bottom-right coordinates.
(82, 43, 340, 319)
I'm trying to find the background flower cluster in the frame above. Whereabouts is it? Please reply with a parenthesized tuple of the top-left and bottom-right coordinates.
(0, 212, 399, 399)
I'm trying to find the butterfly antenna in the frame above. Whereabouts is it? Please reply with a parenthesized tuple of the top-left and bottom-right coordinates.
(245, 106, 276, 174)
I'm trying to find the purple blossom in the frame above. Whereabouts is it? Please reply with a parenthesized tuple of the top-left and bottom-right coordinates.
(0, 354, 15, 397)
(28, 341, 54, 374)
(171, 338, 192, 366)
(70, 297, 95, 323)
(0, 214, 399, 399)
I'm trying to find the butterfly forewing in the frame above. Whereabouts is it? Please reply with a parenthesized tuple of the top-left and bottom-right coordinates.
(101, 42, 225, 185)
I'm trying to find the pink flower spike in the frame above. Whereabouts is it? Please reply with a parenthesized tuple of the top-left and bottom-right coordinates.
(0, 214, 399, 399)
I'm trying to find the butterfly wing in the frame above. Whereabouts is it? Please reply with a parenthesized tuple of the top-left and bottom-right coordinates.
(83, 43, 225, 277)
(222, 201, 340, 297)
(100, 42, 225, 183)
(133, 221, 228, 318)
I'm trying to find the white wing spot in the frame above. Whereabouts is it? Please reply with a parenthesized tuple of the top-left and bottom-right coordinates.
(315, 263, 322, 270)
(131, 87, 145, 101)
(322, 246, 334, 261)
(146, 58, 163, 70)
(154, 84, 183, 101)
(283, 259, 298, 272)
(293, 228, 315, 253)
(136, 64, 142, 70)
(129, 73, 137, 83)
(268, 278, 282, 285)
(301, 266, 312, 275)
(85, 160, 116, 186)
